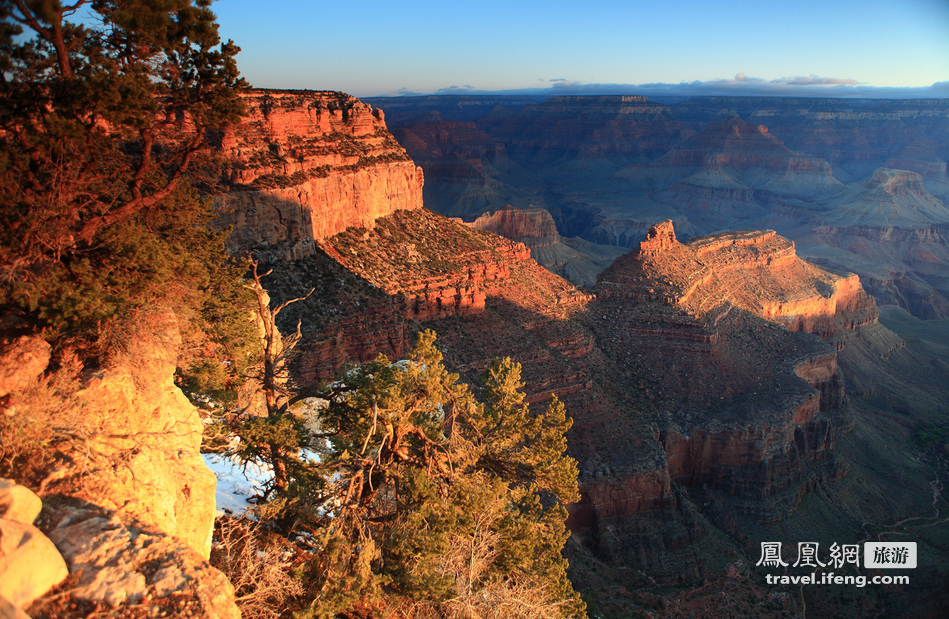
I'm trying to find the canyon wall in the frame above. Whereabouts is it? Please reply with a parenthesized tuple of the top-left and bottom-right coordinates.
(214, 91, 424, 259)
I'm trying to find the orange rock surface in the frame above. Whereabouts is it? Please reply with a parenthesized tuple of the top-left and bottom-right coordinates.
(599, 220, 877, 336)
(214, 91, 424, 257)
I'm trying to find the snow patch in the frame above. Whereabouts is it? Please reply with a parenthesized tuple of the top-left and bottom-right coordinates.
(202, 452, 272, 516)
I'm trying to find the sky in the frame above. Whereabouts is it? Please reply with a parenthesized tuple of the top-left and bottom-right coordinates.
(211, 0, 949, 98)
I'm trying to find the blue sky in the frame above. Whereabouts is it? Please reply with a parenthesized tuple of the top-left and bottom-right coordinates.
(212, 0, 949, 98)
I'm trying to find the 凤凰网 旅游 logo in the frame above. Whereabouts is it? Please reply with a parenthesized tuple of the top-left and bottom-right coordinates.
(757, 541, 915, 588)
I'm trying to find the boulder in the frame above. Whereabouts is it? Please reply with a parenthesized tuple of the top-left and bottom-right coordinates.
(44, 501, 239, 617)
(0, 517, 68, 609)
(0, 479, 42, 525)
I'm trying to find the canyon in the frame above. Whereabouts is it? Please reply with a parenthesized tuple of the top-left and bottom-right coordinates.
(8, 89, 948, 618)
(368, 94, 949, 323)
(205, 90, 949, 615)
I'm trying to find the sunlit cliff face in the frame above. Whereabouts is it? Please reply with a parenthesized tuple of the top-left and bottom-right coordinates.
(214, 91, 424, 257)
(598, 220, 877, 337)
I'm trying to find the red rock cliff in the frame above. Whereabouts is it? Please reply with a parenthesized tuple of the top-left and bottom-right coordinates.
(599, 220, 878, 337)
(214, 91, 424, 257)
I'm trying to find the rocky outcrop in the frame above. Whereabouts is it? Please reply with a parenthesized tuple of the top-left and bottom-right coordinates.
(579, 221, 862, 532)
(214, 90, 424, 258)
(886, 141, 949, 183)
(38, 499, 239, 618)
(599, 220, 877, 337)
(468, 206, 628, 286)
(277, 208, 582, 382)
(53, 309, 218, 558)
(0, 481, 67, 611)
(796, 175, 949, 318)
(470, 206, 561, 245)
(0, 311, 240, 616)
(324, 209, 538, 323)
(655, 116, 843, 200)
(822, 168, 949, 228)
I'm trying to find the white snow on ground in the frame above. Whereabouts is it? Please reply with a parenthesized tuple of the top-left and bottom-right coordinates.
(202, 452, 272, 516)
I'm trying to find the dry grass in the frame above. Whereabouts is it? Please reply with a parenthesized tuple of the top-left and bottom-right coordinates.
(210, 515, 303, 619)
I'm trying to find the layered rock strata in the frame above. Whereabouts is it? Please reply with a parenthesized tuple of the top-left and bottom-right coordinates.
(214, 90, 424, 258)
(575, 222, 870, 541)
(599, 220, 877, 337)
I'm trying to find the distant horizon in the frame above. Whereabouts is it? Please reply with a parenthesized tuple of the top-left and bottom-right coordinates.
(252, 83, 949, 102)
(213, 0, 949, 101)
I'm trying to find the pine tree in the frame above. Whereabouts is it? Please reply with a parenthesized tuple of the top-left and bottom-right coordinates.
(239, 330, 586, 618)
(0, 0, 248, 338)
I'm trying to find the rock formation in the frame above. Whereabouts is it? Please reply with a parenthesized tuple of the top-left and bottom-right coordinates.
(214, 90, 424, 259)
(0, 314, 240, 616)
(39, 500, 239, 618)
(61, 309, 217, 558)
(599, 220, 877, 337)
(470, 205, 561, 244)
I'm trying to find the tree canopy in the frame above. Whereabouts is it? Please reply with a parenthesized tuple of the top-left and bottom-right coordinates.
(227, 330, 586, 618)
(0, 0, 255, 392)
(0, 0, 248, 337)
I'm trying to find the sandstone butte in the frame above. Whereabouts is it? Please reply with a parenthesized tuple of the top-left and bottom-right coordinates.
(598, 219, 878, 337)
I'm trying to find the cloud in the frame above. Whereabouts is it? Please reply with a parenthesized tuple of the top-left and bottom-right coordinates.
(440, 74, 946, 100)
(397, 87, 423, 96)
(435, 84, 476, 94)
(775, 75, 860, 86)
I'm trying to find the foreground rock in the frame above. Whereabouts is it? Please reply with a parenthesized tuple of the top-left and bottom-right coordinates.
(0, 481, 67, 611)
(0, 309, 238, 616)
(53, 309, 217, 558)
(33, 499, 238, 618)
